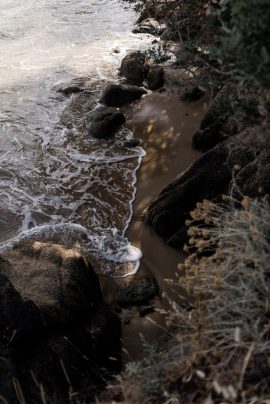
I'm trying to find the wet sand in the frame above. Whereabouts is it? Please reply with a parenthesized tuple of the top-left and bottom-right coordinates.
(118, 90, 208, 360)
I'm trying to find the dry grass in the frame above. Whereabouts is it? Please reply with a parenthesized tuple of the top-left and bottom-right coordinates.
(105, 197, 270, 403)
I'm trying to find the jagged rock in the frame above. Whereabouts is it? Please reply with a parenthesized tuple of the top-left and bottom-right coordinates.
(145, 125, 270, 247)
(1, 240, 103, 324)
(146, 65, 164, 90)
(100, 84, 147, 107)
(120, 52, 145, 85)
(116, 277, 159, 307)
(132, 18, 166, 36)
(86, 107, 126, 139)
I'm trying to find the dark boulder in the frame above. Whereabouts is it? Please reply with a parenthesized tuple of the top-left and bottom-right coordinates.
(145, 125, 270, 248)
(100, 84, 147, 107)
(1, 240, 103, 325)
(120, 52, 145, 85)
(116, 277, 159, 307)
(146, 65, 164, 90)
(86, 107, 126, 139)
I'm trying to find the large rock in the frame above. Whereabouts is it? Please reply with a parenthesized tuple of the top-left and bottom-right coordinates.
(146, 65, 164, 90)
(1, 240, 103, 324)
(100, 84, 147, 107)
(132, 18, 166, 36)
(0, 241, 122, 403)
(86, 107, 126, 139)
(145, 125, 270, 247)
(120, 52, 146, 85)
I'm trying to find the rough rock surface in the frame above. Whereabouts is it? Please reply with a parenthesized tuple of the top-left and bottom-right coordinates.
(1, 240, 102, 324)
(86, 107, 126, 139)
(146, 65, 164, 90)
(145, 125, 270, 247)
(116, 277, 159, 307)
(132, 18, 166, 36)
(120, 52, 145, 85)
(100, 84, 147, 107)
(0, 240, 121, 403)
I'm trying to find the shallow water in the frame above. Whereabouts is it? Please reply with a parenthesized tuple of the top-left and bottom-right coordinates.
(0, 0, 151, 276)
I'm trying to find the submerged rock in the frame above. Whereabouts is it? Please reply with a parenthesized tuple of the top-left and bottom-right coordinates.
(116, 277, 159, 307)
(146, 65, 164, 90)
(86, 107, 126, 139)
(145, 125, 270, 248)
(100, 84, 147, 107)
(120, 52, 146, 85)
(53, 77, 94, 95)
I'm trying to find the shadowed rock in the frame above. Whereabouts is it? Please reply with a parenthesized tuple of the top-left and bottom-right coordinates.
(146, 65, 164, 90)
(86, 107, 126, 139)
(120, 52, 145, 85)
(116, 277, 159, 307)
(0, 241, 122, 403)
(145, 125, 270, 248)
(100, 84, 147, 107)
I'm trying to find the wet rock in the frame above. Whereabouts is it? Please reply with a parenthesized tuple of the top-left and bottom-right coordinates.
(1, 240, 103, 324)
(146, 65, 164, 90)
(123, 138, 141, 148)
(120, 52, 145, 85)
(86, 107, 126, 139)
(181, 86, 205, 102)
(145, 125, 270, 247)
(132, 18, 166, 36)
(53, 77, 94, 96)
(100, 84, 147, 107)
(116, 277, 159, 307)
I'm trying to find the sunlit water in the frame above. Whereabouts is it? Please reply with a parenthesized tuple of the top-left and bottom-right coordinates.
(0, 0, 151, 276)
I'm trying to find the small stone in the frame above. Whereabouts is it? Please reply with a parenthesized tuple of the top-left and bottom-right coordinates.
(123, 138, 141, 148)
(116, 277, 159, 308)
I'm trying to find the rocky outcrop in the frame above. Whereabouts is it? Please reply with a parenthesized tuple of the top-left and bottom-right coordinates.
(120, 52, 146, 85)
(132, 18, 166, 36)
(145, 125, 270, 248)
(100, 84, 147, 107)
(146, 65, 164, 90)
(0, 240, 121, 403)
(86, 107, 126, 139)
(116, 277, 159, 307)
